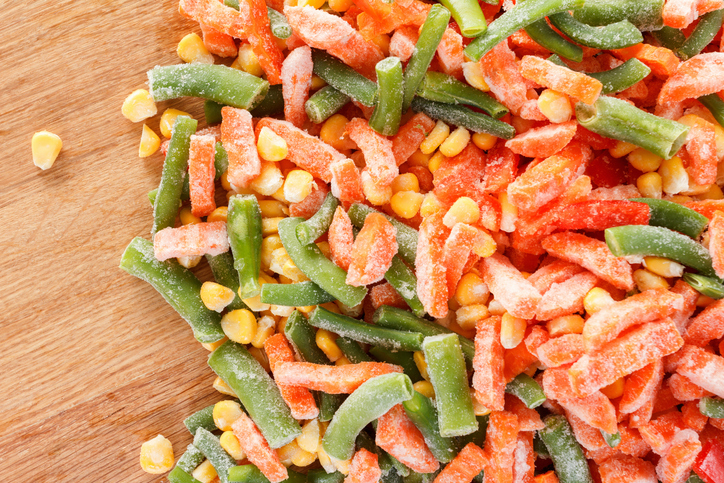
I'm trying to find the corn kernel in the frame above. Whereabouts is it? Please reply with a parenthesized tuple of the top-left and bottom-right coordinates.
(500, 312, 527, 349)
(413, 380, 436, 399)
(297, 419, 321, 453)
(413, 351, 430, 381)
(390, 190, 425, 219)
(251, 315, 276, 348)
(669, 195, 695, 203)
(420, 121, 450, 154)
(299, 0, 325, 8)
(420, 192, 444, 217)
(297, 305, 316, 314)
(221, 171, 233, 191)
(201, 337, 228, 351)
(456, 304, 490, 331)
(206, 206, 228, 223)
(160, 108, 192, 138)
(488, 299, 506, 315)
(361, 170, 393, 205)
(333, 456, 352, 475)
(537, 89, 573, 123)
(139, 435, 174, 474)
(320, 114, 355, 152)
(257, 126, 289, 162)
(547, 315, 585, 337)
(284, 169, 314, 203)
(292, 448, 317, 467)
(609, 140, 638, 158)
(213, 376, 237, 396)
(178, 206, 201, 225)
(328, 0, 353, 11)
(251, 162, 285, 196)
(311, 74, 327, 90)
(408, 149, 432, 167)
(262, 217, 284, 236)
(462, 61, 490, 92)
(471, 132, 498, 151)
(474, 233, 497, 258)
(628, 148, 663, 173)
(213, 400, 243, 431)
(278, 440, 302, 466)
(633, 268, 670, 291)
(319, 302, 341, 314)
(455, 272, 490, 306)
(642, 256, 685, 278)
(584, 287, 615, 315)
(243, 277, 273, 312)
(600, 377, 625, 400)
(697, 294, 716, 307)
(192, 460, 218, 483)
(391, 173, 420, 193)
(258, 200, 289, 218)
(261, 235, 284, 272)
(427, 151, 447, 174)
(31, 131, 63, 170)
(200, 281, 236, 312)
(232, 43, 264, 77)
(221, 309, 258, 344)
(317, 446, 337, 473)
(443, 196, 480, 227)
(659, 156, 690, 195)
(699, 184, 724, 200)
(637, 172, 663, 199)
(177, 255, 202, 268)
(122, 89, 158, 123)
(316, 329, 343, 361)
(472, 393, 492, 416)
(220, 431, 246, 460)
(178, 32, 214, 64)
(683, 183, 712, 196)
(439, 126, 471, 157)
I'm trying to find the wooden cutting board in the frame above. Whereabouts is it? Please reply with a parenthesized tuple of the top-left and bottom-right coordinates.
(1, 1, 234, 480)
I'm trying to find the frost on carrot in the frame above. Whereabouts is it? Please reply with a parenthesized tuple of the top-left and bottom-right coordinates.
(482, 144, 519, 194)
(658, 52, 724, 103)
(619, 360, 665, 416)
(437, 28, 464, 80)
(709, 211, 724, 279)
(281, 45, 313, 128)
(483, 411, 520, 483)
(346, 212, 398, 286)
(264, 334, 319, 420)
(188, 134, 217, 218)
(537, 334, 586, 368)
(376, 404, 440, 473)
(290, 180, 329, 218)
(347, 118, 398, 188)
(273, 361, 402, 393)
(443, 223, 487, 296)
(231, 412, 289, 483)
(684, 298, 724, 347)
(655, 429, 702, 483)
(356, 0, 430, 40)
(330, 159, 365, 207)
(389, 26, 419, 63)
(200, 23, 238, 58)
(392, 113, 435, 166)
(535, 271, 599, 321)
(416, 212, 451, 318)
(179, 0, 250, 40)
(598, 455, 657, 483)
(554, 200, 650, 232)
(505, 121, 578, 159)
(433, 442, 487, 483)
(520, 56, 603, 105)
(370, 282, 408, 310)
(613, 44, 681, 79)
(662, 0, 699, 29)
(345, 448, 381, 483)
(473, 315, 505, 412)
(153, 222, 229, 261)
(676, 345, 724, 398)
(481, 252, 542, 319)
(328, 206, 355, 272)
(222, 107, 261, 189)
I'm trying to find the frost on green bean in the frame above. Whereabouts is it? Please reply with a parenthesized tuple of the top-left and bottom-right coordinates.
(571, 0, 665, 31)
(193, 428, 237, 483)
(176, 444, 205, 473)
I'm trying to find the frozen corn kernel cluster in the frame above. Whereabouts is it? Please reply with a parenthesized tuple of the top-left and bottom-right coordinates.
(122, 0, 724, 481)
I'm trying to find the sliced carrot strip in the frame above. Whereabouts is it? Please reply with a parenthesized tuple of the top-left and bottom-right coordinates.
(357, 0, 431, 40)
(289, 180, 329, 219)
(620, 360, 665, 415)
(153, 222, 229, 261)
(520, 56, 603, 105)
(512, 431, 536, 483)
(663, 0, 698, 28)
(630, 396, 656, 429)
(179, 0, 249, 40)
(281, 45, 313, 128)
(231, 412, 288, 483)
(658, 52, 724, 103)
(416, 212, 451, 318)
(437, 28, 464, 79)
(534, 471, 559, 483)
(655, 429, 701, 483)
(328, 206, 355, 272)
(389, 26, 419, 62)
(684, 119, 718, 185)
(246, 0, 285, 84)
(698, 0, 724, 14)
(392, 113, 435, 166)
(504, 335, 542, 383)
(566, 411, 609, 452)
(669, 373, 712, 401)
(482, 144, 519, 194)
(222, 107, 261, 189)
(330, 159, 365, 207)
(709, 211, 724, 279)
(370, 282, 408, 310)
(188, 134, 217, 218)
(505, 393, 544, 431)
(473, 315, 505, 412)
(684, 199, 724, 219)
(613, 44, 681, 79)
(536, 271, 599, 321)
(537, 334, 586, 368)
(554, 200, 650, 232)
(670, 279, 700, 334)
(676, 344, 724, 398)
(351, 0, 391, 23)
(681, 400, 709, 432)
(347, 212, 398, 286)
(481, 252, 542, 319)
(200, 23, 239, 57)
(505, 121, 578, 159)
(264, 333, 319, 420)
(480, 41, 539, 119)
(273, 361, 402, 393)
(483, 411, 520, 483)
(433, 143, 487, 205)
(347, 118, 398, 187)
(527, 259, 585, 295)
(684, 298, 724, 347)
(599, 455, 657, 483)
(433, 443, 487, 483)
(376, 405, 440, 473)
(345, 448, 381, 483)
(443, 223, 485, 296)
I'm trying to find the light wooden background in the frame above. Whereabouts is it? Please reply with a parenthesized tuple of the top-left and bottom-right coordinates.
(1, 1, 229, 480)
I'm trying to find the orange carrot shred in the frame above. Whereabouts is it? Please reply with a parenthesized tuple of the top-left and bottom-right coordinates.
(481, 252, 542, 319)
(505, 121, 578, 159)
(231, 412, 289, 483)
(347, 118, 398, 187)
(416, 212, 451, 318)
(613, 43, 681, 79)
(433, 443, 488, 483)
(273, 361, 402, 393)
(200, 23, 239, 57)
(221, 107, 261, 189)
(345, 448, 381, 483)
(153, 222, 229, 261)
(473, 315, 505, 412)
(346, 212, 397, 286)
(264, 333, 319, 420)
(519, 56, 603, 105)
(376, 405, 440, 473)
(281, 45, 313, 128)
(188, 134, 217, 218)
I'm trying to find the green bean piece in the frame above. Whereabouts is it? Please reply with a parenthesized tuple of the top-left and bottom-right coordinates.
(148, 188, 158, 207)
(699, 93, 724, 128)
(687, 473, 707, 483)
(148, 64, 269, 110)
(337, 337, 373, 363)
(177, 444, 206, 473)
(307, 469, 345, 483)
(206, 252, 248, 311)
(547, 54, 568, 67)
(205, 100, 225, 126)
(411, 98, 516, 140)
(228, 465, 306, 483)
(152, 115, 197, 233)
(224, 0, 239, 8)
(267, 7, 292, 39)
(228, 195, 263, 299)
(539, 415, 594, 483)
(576, 96, 690, 159)
(184, 404, 217, 436)
(250, 84, 284, 118)
(403, 473, 438, 483)
(525, 19, 583, 62)
(260, 281, 336, 306)
(417, 71, 509, 119)
(370, 57, 404, 136)
(181, 172, 191, 200)
(438, 0, 487, 37)
(208, 341, 301, 447)
(312, 50, 377, 107)
(402, 390, 458, 463)
(605, 225, 718, 277)
(279, 217, 368, 307)
(214, 142, 229, 180)
(676, 9, 724, 60)
(601, 430, 622, 448)
(370, 346, 423, 383)
(548, 12, 643, 49)
(193, 428, 237, 483)
(422, 334, 477, 437)
(348, 204, 418, 267)
(285, 310, 345, 421)
(373, 306, 476, 367)
(305, 86, 350, 124)
(169, 467, 203, 483)
(388, 456, 411, 479)
(403, 5, 451, 111)
(310, 307, 424, 351)
(384, 257, 425, 318)
(586, 59, 651, 95)
(652, 26, 687, 51)
(505, 374, 546, 409)
(322, 373, 414, 460)
(571, 0, 665, 31)
(296, 193, 339, 246)
(699, 397, 724, 418)
(120, 238, 225, 343)
(464, 0, 585, 61)
(684, 273, 724, 300)
(533, 433, 550, 458)
(629, 198, 709, 239)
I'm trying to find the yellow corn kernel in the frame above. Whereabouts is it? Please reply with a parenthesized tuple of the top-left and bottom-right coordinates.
(609, 140, 638, 158)
(213, 400, 243, 431)
(633, 268, 670, 291)
(537, 89, 573, 124)
(427, 151, 447, 174)
(178, 206, 200, 225)
(455, 272, 490, 306)
(283, 258, 309, 282)
(643, 256, 685, 278)
(500, 312, 527, 349)
(583, 287, 615, 315)
(628, 148, 663, 173)
(221, 308, 258, 344)
(333, 456, 352, 475)
(316, 329, 343, 362)
(251, 162, 285, 196)
(299, 0, 325, 8)
(390, 190, 425, 219)
(391, 173, 421, 193)
(261, 235, 284, 272)
(206, 206, 228, 223)
(319, 302, 341, 314)
(139, 435, 174, 474)
(455, 304, 490, 331)
(262, 217, 284, 236)
(220, 431, 246, 460)
(462, 61, 490, 92)
(31, 131, 63, 170)
(361, 170, 393, 206)
(670, 195, 695, 204)
(317, 241, 332, 259)
(297, 419, 321, 453)
(243, 277, 273, 312)
(472, 392, 492, 416)
(547, 315, 585, 337)
(471, 132, 498, 151)
(232, 44, 264, 77)
(221, 171, 233, 191)
(192, 460, 218, 483)
(600, 377, 625, 400)
(472, 230, 497, 257)
(317, 446, 337, 474)
(413, 380, 436, 399)
(251, 315, 276, 348)
(439, 126, 471, 158)
(284, 169, 315, 203)
(683, 183, 712, 196)
(122, 89, 158, 123)
(420, 192, 444, 217)
(659, 156, 690, 195)
(178, 32, 214, 64)
(488, 299, 506, 315)
(408, 149, 432, 168)
(699, 184, 724, 200)
(213, 376, 237, 397)
(178, 255, 202, 268)
(278, 440, 303, 467)
(258, 200, 289, 218)
(311, 74, 327, 90)
(697, 294, 716, 307)
(292, 448, 318, 467)
(320, 114, 354, 152)
(297, 305, 316, 314)
(442, 196, 480, 227)
(201, 337, 229, 352)
(413, 351, 430, 381)
(328, 0, 353, 11)
(420, 121, 450, 154)
(200, 281, 236, 312)
(257, 126, 289, 162)
(139, 124, 161, 158)
(160, 108, 192, 138)
(637, 172, 663, 199)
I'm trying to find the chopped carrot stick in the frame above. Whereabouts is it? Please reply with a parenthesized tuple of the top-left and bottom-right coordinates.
(376, 405, 440, 474)
(684, 199, 724, 219)
(433, 443, 487, 483)
(221, 107, 261, 189)
(392, 113, 435, 166)
(630, 397, 656, 429)
(709, 211, 724, 279)
(527, 259, 585, 295)
(347, 118, 398, 187)
(658, 52, 724, 103)
(537, 334, 586, 368)
(534, 471, 559, 483)
(684, 119, 718, 185)
(281, 45, 313, 128)
(483, 411, 520, 483)
(328, 206, 355, 272)
(512, 431, 536, 483)
(433, 143, 487, 205)
(668, 373, 712, 401)
(612, 44, 681, 79)
(370, 282, 408, 310)
(524, 325, 551, 356)
(684, 298, 724, 347)
(541, 231, 635, 291)
(188, 134, 217, 218)
(520, 56, 603, 105)
(505, 121, 578, 159)
(505, 393, 544, 431)
(345, 448, 381, 483)
(676, 344, 724, 398)
(357, 0, 431, 40)
(655, 429, 701, 483)
(554, 200, 650, 232)
(264, 334, 319, 420)
(231, 412, 288, 483)
(566, 411, 609, 452)
(200, 23, 239, 58)
(444, 223, 485, 296)
(681, 400, 709, 432)
(346, 212, 397, 286)
(598, 455, 657, 483)
(481, 252, 542, 319)
(482, 144, 519, 194)
(504, 342, 540, 383)
(290, 180, 329, 219)
(654, 386, 684, 415)
(351, 0, 392, 23)
(416, 212, 451, 318)
(437, 28, 464, 80)
(389, 26, 419, 63)
(179, 0, 249, 40)
(662, 0, 698, 28)
(153, 222, 229, 261)
(670, 279, 700, 334)
(246, 0, 285, 84)
(273, 361, 402, 393)
(473, 315, 505, 412)
(698, 0, 724, 14)
(535, 271, 599, 321)
(330, 159, 365, 206)
(620, 360, 665, 415)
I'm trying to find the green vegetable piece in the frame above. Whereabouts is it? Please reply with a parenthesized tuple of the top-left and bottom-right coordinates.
(305, 86, 350, 124)
(148, 188, 158, 207)
(402, 473, 439, 483)
(700, 397, 724, 418)
(601, 430, 621, 448)
(206, 252, 249, 311)
(652, 26, 687, 51)
(417, 71, 509, 119)
(422, 334, 477, 437)
(267, 7, 292, 39)
(214, 142, 229, 180)
(279, 217, 367, 307)
(533, 433, 550, 458)
(322, 373, 414, 460)
(411, 98, 516, 140)
(251, 84, 285, 118)
(687, 472, 707, 483)
(260, 281, 336, 306)
(228, 465, 306, 483)
(630, 198, 709, 239)
(539, 415, 594, 483)
(208, 341, 301, 447)
(148, 64, 269, 110)
(438, 0, 487, 37)
(177, 444, 206, 473)
(184, 404, 217, 436)
(505, 373, 546, 408)
(193, 428, 237, 483)
(348, 203, 418, 267)
(402, 390, 458, 463)
(312, 50, 377, 107)
(700, 92, 724, 128)
(676, 9, 724, 60)
(169, 467, 203, 483)
(296, 193, 339, 246)
(370, 57, 404, 136)
(119, 237, 225, 343)
(205, 100, 225, 126)
(307, 469, 345, 483)
(576, 96, 690, 160)
(370, 346, 423, 383)
(571, 0, 665, 31)
(586, 59, 652, 94)
(337, 337, 373, 363)
(228, 194, 263, 299)
(384, 257, 426, 318)
(684, 273, 724, 300)
(525, 18, 583, 62)
(548, 11, 643, 49)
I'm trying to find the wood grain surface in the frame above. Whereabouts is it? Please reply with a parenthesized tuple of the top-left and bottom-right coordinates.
(1, 1, 231, 481)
